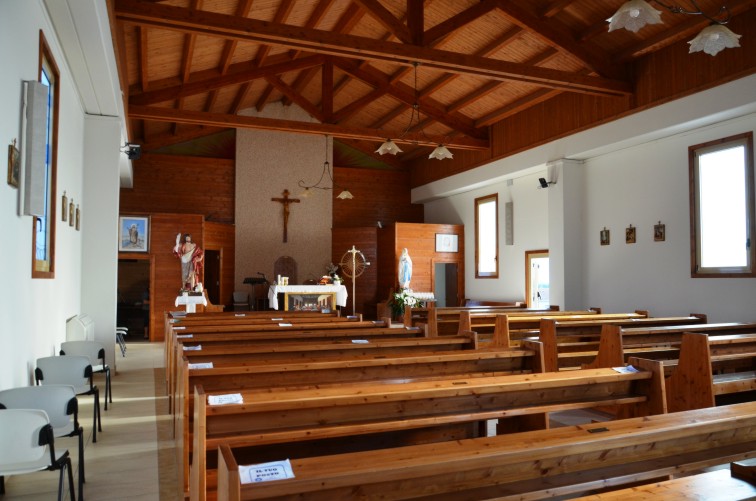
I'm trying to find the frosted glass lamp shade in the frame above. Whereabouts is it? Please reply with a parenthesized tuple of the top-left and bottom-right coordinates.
(688, 24, 741, 56)
(608, 0, 662, 32)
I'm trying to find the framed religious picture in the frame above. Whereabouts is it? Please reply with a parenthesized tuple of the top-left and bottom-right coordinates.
(654, 221, 666, 242)
(7, 139, 19, 188)
(435, 233, 458, 252)
(119, 215, 150, 252)
(625, 224, 636, 244)
(600, 227, 610, 246)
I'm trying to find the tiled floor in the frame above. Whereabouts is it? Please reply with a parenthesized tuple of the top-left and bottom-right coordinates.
(3, 343, 179, 500)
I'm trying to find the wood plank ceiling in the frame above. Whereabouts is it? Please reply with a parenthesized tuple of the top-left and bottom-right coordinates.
(111, 0, 754, 167)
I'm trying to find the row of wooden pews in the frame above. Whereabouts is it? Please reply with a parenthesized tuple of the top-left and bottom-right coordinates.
(168, 307, 756, 500)
(216, 402, 756, 500)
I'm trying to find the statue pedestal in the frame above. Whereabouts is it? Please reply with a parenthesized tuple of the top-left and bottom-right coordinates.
(174, 294, 207, 313)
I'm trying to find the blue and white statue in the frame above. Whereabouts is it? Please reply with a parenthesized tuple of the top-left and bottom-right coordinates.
(398, 248, 413, 289)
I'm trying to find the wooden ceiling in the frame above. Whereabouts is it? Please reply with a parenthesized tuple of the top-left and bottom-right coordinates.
(110, 0, 755, 167)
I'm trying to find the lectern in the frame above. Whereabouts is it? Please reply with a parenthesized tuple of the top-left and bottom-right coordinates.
(243, 275, 268, 310)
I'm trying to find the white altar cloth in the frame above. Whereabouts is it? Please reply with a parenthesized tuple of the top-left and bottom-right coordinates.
(268, 284, 348, 310)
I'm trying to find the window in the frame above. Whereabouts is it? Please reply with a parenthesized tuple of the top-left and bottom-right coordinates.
(32, 31, 59, 278)
(475, 194, 498, 278)
(689, 132, 755, 277)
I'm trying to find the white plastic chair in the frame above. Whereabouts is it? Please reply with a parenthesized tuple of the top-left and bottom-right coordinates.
(0, 408, 76, 501)
(116, 326, 128, 357)
(0, 385, 84, 499)
(61, 340, 112, 410)
(36, 355, 102, 443)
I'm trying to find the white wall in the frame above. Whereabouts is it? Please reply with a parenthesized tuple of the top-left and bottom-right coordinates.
(419, 76, 756, 322)
(425, 171, 549, 302)
(0, 0, 84, 388)
(583, 113, 756, 322)
(0, 0, 124, 388)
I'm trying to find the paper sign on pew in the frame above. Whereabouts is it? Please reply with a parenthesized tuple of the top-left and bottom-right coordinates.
(173, 326, 187, 330)
(188, 362, 213, 370)
(351, 339, 369, 344)
(613, 365, 639, 374)
(271, 318, 283, 321)
(208, 393, 243, 405)
(183, 344, 202, 351)
(240, 459, 295, 484)
(278, 323, 293, 327)
(235, 313, 246, 317)
(176, 334, 193, 339)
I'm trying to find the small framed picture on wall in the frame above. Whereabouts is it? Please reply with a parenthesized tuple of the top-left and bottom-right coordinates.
(119, 215, 150, 252)
(435, 233, 458, 252)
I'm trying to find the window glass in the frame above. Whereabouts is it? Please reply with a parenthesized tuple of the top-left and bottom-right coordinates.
(33, 31, 58, 278)
(690, 132, 754, 277)
(475, 194, 498, 278)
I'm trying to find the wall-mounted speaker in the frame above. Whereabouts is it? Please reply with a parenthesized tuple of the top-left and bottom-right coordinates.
(23, 80, 49, 217)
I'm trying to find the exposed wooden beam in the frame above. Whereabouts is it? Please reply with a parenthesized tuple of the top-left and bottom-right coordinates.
(137, 25, 149, 92)
(352, 0, 412, 44)
(128, 105, 489, 150)
(250, 0, 296, 112)
(140, 125, 225, 151)
(229, 82, 253, 114)
(114, 0, 632, 97)
(332, 87, 387, 123)
(334, 58, 487, 140)
(129, 55, 324, 106)
(540, 0, 579, 19)
(475, 88, 561, 127)
(322, 58, 333, 122)
(492, 0, 624, 80)
(264, 74, 324, 122)
(423, 0, 497, 47)
(406, 0, 423, 46)
(337, 138, 405, 170)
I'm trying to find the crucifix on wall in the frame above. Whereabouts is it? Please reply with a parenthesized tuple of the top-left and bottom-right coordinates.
(271, 189, 300, 243)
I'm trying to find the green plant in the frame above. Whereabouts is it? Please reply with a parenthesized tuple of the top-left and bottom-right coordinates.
(389, 288, 418, 317)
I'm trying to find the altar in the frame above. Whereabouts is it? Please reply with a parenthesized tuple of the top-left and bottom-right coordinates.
(175, 293, 207, 313)
(267, 284, 348, 311)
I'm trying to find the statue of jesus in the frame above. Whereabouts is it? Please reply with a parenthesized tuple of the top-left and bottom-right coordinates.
(173, 233, 204, 290)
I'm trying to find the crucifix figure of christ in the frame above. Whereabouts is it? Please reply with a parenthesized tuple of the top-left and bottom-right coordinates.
(271, 189, 300, 243)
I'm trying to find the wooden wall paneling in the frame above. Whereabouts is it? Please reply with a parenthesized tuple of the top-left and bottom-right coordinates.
(150, 213, 204, 341)
(333, 167, 424, 228)
(377, 223, 465, 307)
(203, 221, 235, 309)
(332, 227, 377, 318)
(119, 153, 235, 223)
(376, 224, 397, 305)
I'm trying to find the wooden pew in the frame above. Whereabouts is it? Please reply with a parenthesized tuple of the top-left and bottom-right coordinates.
(639, 332, 756, 413)
(182, 344, 545, 500)
(165, 318, 394, 409)
(198, 361, 664, 500)
(571, 464, 756, 500)
(537, 315, 715, 371)
(167, 324, 427, 416)
(215, 400, 756, 501)
(572, 322, 756, 372)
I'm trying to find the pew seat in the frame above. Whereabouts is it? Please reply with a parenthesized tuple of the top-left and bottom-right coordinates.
(216, 401, 756, 500)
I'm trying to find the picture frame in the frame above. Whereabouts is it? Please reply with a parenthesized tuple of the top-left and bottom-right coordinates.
(7, 140, 19, 188)
(600, 227, 610, 246)
(284, 292, 336, 312)
(435, 233, 458, 252)
(654, 221, 666, 242)
(625, 225, 636, 244)
(119, 215, 150, 252)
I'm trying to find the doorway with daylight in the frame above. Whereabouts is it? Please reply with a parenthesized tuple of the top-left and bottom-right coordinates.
(526, 250, 549, 308)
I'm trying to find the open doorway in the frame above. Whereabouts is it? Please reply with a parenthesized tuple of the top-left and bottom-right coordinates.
(117, 258, 151, 341)
(525, 250, 549, 309)
(433, 262, 459, 307)
(204, 249, 221, 305)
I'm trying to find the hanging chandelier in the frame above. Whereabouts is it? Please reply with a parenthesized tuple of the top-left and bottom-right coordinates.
(375, 63, 453, 160)
(298, 135, 353, 200)
(608, 1, 741, 56)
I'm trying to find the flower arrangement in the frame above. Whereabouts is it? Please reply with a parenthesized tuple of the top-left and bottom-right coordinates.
(389, 288, 418, 318)
(325, 262, 340, 278)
